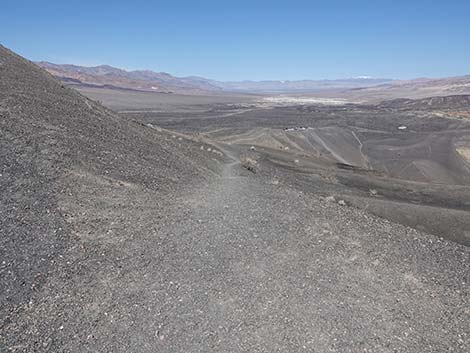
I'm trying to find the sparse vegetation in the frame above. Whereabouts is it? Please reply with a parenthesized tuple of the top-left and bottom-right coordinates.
(240, 154, 258, 173)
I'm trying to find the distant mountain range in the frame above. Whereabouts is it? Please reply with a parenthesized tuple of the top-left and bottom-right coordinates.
(36, 62, 222, 93)
(36, 61, 470, 99)
(322, 75, 470, 102)
(215, 78, 394, 92)
(35, 61, 394, 94)
(377, 94, 470, 110)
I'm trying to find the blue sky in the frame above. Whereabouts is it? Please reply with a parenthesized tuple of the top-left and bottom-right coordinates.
(1, 0, 469, 81)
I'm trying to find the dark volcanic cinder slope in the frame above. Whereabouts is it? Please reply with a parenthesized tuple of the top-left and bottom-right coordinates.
(1, 46, 470, 352)
(0, 45, 223, 348)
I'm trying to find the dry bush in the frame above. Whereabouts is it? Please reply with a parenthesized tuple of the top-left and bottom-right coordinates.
(240, 155, 258, 173)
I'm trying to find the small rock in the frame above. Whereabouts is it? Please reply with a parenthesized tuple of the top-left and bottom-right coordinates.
(338, 200, 346, 206)
(325, 196, 336, 203)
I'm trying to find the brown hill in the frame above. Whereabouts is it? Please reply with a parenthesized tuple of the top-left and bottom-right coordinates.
(377, 94, 470, 110)
(36, 61, 222, 93)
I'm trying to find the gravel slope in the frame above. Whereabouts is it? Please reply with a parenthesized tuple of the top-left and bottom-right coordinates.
(1, 46, 469, 352)
(0, 45, 221, 348)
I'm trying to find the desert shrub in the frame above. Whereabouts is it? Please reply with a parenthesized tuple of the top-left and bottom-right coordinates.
(240, 155, 258, 173)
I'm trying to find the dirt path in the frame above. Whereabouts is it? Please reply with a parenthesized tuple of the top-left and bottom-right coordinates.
(134, 153, 469, 352)
(4, 151, 469, 352)
(351, 130, 372, 169)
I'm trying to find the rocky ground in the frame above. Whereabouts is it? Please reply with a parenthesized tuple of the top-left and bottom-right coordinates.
(120, 100, 470, 246)
(1, 45, 470, 352)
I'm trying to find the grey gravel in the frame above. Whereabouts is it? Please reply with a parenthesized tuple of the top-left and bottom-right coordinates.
(1, 45, 469, 352)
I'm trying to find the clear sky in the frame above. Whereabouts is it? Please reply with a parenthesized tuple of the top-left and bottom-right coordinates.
(1, 0, 469, 81)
